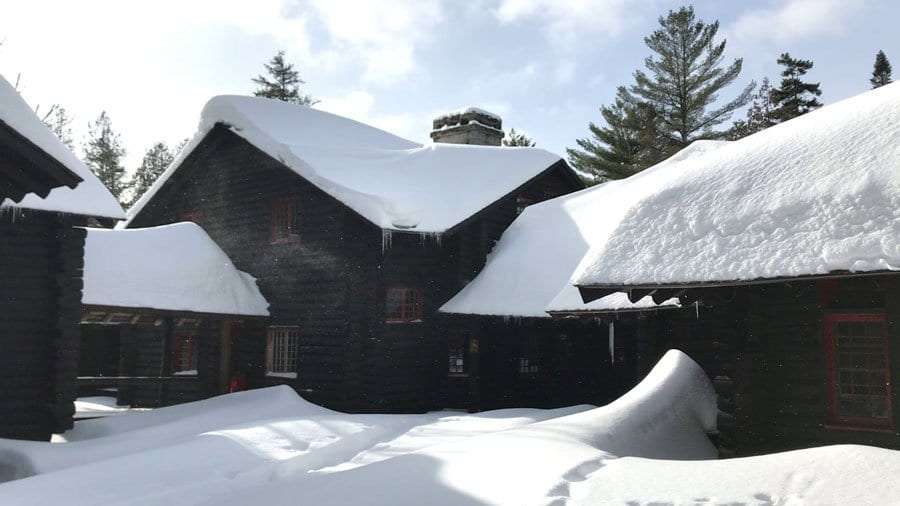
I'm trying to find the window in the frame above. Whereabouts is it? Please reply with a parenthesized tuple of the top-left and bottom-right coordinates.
(267, 326, 300, 378)
(271, 197, 297, 243)
(824, 313, 893, 430)
(515, 194, 534, 215)
(179, 209, 203, 224)
(171, 334, 198, 374)
(518, 357, 539, 375)
(385, 287, 424, 323)
(449, 336, 467, 375)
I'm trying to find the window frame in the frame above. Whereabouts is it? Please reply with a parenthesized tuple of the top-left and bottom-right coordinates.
(384, 287, 425, 324)
(266, 326, 300, 379)
(170, 333, 198, 375)
(270, 196, 299, 244)
(448, 338, 467, 376)
(823, 313, 894, 431)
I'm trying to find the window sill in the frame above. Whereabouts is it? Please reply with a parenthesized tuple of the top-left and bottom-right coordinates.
(266, 372, 297, 379)
(173, 370, 198, 376)
(448, 373, 469, 378)
(385, 319, 425, 325)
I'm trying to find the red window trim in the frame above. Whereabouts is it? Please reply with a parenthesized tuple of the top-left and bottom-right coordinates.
(823, 313, 894, 431)
(179, 210, 203, 224)
(385, 287, 425, 324)
(171, 333, 197, 374)
(271, 197, 298, 244)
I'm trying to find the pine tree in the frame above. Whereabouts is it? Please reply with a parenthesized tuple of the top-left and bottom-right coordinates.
(871, 50, 893, 88)
(770, 53, 822, 123)
(502, 129, 536, 147)
(40, 105, 75, 149)
(252, 51, 317, 105)
(83, 111, 127, 201)
(621, 6, 754, 150)
(567, 98, 665, 181)
(127, 142, 175, 208)
(728, 78, 777, 140)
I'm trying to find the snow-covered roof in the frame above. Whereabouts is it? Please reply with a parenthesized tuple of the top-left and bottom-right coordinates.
(82, 223, 269, 316)
(439, 177, 682, 317)
(126, 96, 564, 233)
(574, 82, 900, 289)
(0, 76, 124, 219)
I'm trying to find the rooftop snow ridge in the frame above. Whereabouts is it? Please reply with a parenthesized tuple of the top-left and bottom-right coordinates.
(126, 95, 563, 233)
(573, 81, 900, 288)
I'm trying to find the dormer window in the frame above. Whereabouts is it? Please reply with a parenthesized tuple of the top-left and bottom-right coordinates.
(271, 197, 298, 243)
(385, 287, 424, 323)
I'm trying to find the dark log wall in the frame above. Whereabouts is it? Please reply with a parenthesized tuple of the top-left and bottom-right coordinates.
(634, 276, 900, 456)
(128, 127, 582, 412)
(0, 210, 84, 440)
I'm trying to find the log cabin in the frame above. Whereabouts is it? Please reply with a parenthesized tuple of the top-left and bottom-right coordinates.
(0, 76, 124, 440)
(79, 223, 269, 407)
(571, 83, 900, 456)
(124, 98, 583, 412)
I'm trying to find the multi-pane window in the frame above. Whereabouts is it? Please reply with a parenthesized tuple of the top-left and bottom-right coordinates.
(518, 357, 539, 374)
(824, 314, 893, 429)
(385, 287, 424, 323)
(267, 326, 300, 377)
(271, 197, 297, 243)
(171, 334, 198, 374)
(515, 195, 534, 215)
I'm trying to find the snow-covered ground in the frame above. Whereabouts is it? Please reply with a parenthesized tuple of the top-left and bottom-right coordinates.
(0, 350, 897, 505)
(71, 396, 149, 420)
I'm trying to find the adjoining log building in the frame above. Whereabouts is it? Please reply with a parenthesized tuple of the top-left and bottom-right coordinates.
(124, 98, 585, 412)
(79, 223, 269, 407)
(569, 83, 900, 456)
(0, 76, 124, 440)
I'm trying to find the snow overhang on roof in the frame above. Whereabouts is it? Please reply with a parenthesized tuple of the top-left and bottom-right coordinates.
(0, 76, 124, 219)
(82, 223, 269, 317)
(125, 96, 565, 233)
(572, 82, 900, 293)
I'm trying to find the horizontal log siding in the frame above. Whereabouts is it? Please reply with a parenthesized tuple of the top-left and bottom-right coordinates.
(0, 210, 83, 440)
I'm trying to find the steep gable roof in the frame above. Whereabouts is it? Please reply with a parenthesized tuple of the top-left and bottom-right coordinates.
(126, 96, 567, 233)
(573, 83, 900, 291)
(0, 76, 124, 219)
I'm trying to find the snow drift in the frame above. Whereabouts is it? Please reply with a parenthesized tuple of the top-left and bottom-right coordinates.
(574, 82, 900, 288)
(126, 96, 565, 233)
(82, 222, 269, 316)
(0, 75, 124, 219)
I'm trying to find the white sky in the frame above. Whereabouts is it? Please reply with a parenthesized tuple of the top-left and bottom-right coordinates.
(1, 0, 895, 171)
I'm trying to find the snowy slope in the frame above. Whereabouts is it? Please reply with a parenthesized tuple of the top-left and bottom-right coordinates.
(0, 76, 124, 219)
(439, 143, 730, 316)
(1, 350, 897, 505)
(574, 82, 900, 288)
(126, 96, 563, 233)
(82, 223, 269, 316)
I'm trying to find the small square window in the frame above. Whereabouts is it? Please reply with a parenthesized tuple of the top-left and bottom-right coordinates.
(271, 197, 298, 243)
(267, 326, 300, 378)
(171, 334, 198, 374)
(518, 357, 539, 375)
(385, 287, 424, 323)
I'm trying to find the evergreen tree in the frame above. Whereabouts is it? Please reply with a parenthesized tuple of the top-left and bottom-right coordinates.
(127, 141, 175, 208)
(621, 6, 754, 150)
(40, 105, 75, 149)
(728, 77, 777, 140)
(567, 98, 665, 181)
(252, 51, 317, 105)
(502, 128, 535, 147)
(770, 53, 822, 123)
(871, 50, 893, 88)
(83, 111, 127, 201)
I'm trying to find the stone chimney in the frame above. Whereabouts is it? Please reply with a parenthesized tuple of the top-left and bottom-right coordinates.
(430, 107, 503, 146)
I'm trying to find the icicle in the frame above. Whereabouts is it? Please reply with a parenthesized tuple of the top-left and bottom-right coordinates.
(381, 229, 393, 253)
(608, 321, 615, 364)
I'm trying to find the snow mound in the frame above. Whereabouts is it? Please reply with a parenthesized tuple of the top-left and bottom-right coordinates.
(82, 222, 269, 316)
(126, 96, 564, 233)
(574, 82, 900, 288)
(0, 75, 124, 219)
